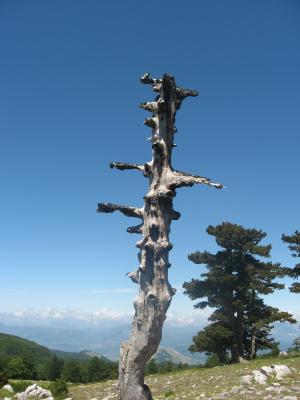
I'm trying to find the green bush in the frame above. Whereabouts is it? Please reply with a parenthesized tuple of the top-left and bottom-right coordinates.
(0, 370, 8, 385)
(165, 390, 175, 397)
(270, 342, 280, 356)
(146, 359, 158, 374)
(159, 361, 175, 374)
(0, 388, 14, 398)
(204, 354, 221, 368)
(11, 380, 34, 392)
(49, 378, 68, 400)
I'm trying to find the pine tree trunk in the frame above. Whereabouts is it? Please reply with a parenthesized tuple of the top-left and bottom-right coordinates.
(250, 334, 256, 359)
(236, 310, 245, 359)
(97, 73, 222, 399)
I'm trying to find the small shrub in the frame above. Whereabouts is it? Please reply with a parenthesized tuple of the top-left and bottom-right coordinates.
(165, 390, 175, 397)
(270, 342, 280, 357)
(0, 388, 14, 398)
(0, 370, 8, 385)
(49, 377, 68, 399)
(205, 354, 221, 368)
(11, 380, 34, 392)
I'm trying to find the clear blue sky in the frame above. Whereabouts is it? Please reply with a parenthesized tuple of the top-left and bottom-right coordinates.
(0, 0, 299, 321)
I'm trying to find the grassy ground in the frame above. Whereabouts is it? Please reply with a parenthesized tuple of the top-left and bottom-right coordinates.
(69, 355, 300, 400)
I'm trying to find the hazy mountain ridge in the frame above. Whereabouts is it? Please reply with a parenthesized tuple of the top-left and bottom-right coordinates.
(0, 318, 298, 363)
(153, 347, 203, 365)
(0, 332, 103, 363)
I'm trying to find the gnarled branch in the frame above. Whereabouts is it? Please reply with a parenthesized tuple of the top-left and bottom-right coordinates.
(139, 99, 166, 113)
(127, 223, 143, 234)
(176, 87, 199, 99)
(97, 202, 143, 219)
(171, 210, 181, 220)
(170, 170, 223, 190)
(126, 270, 140, 284)
(110, 162, 145, 173)
(140, 73, 161, 92)
(175, 87, 199, 110)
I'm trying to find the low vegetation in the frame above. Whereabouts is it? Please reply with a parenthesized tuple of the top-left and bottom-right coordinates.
(68, 354, 300, 400)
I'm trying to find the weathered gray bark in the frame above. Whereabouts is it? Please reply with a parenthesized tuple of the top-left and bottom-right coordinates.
(97, 73, 223, 400)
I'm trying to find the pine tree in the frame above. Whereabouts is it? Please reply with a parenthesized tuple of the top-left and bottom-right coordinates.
(243, 298, 295, 358)
(282, 230, 300, 293)
(146, 359, 158, 375)
(183, 222, 293, 362)
(63, 360, 82, 383)
(292, 337, 300, 352)
(47, 355, 64, 381)
(6, 356, 26, 379)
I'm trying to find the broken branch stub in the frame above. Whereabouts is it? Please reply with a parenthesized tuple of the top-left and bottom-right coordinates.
(97, 202, 143, 219)
(110, 162, 145, 173)
(97, 73, 223, 400)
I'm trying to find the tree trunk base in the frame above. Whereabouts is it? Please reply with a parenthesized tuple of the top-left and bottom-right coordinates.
(119, 384, 152, 400)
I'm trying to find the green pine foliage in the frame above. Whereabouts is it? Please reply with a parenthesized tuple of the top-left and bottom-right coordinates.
(189, 323, 232, 364)
(87, 356, 118, 382)
(146, 359, 159, 374)
(49, 378, 69, 400)
(282, 230, 300, 293)
(183, 222, 295, 363)
(0, 370, 8, 386)
(204, 354, 222, 368)
(46, 355, 64, 381)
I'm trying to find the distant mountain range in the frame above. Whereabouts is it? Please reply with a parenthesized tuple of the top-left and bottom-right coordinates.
(0, 319, 298, 364)
(0, 329, 202, 366)
(154, 347, 202, 365)
(0, 322, 204, 363)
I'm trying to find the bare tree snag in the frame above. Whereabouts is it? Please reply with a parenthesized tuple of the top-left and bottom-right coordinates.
(97, 73, 223, 400)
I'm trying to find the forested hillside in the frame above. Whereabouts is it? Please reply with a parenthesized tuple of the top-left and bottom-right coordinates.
(0, 333, 117, 382)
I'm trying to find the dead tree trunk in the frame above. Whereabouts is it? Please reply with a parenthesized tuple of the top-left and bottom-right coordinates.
(97, 73, 223, 400)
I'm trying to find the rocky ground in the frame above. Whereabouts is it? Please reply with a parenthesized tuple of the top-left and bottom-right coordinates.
(69, 356, 300, 400)
(1, 356, 300, 399)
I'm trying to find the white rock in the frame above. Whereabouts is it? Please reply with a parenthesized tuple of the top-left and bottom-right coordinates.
(25, 384, 38, 394)
(38, 389, 52, 399)
(272, 364, 291, 379)
(3, 384, 14, 393)
(281, 397, 297, 400)
(230, 386, 242, 394)
(28, 389, 40, 397)
(64, 398, 73, 400)
(260, 366, 274, 376)
(264, 395, 273, 400)
(15, 393, 28, 400)
(240, 374, 253, 385)
(265, 386, 274, 391)
(279, 351, 288, 358)
(252, 370, 267, 384)
(216, 392, 229, 398)
(4, 397, 12, 400)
